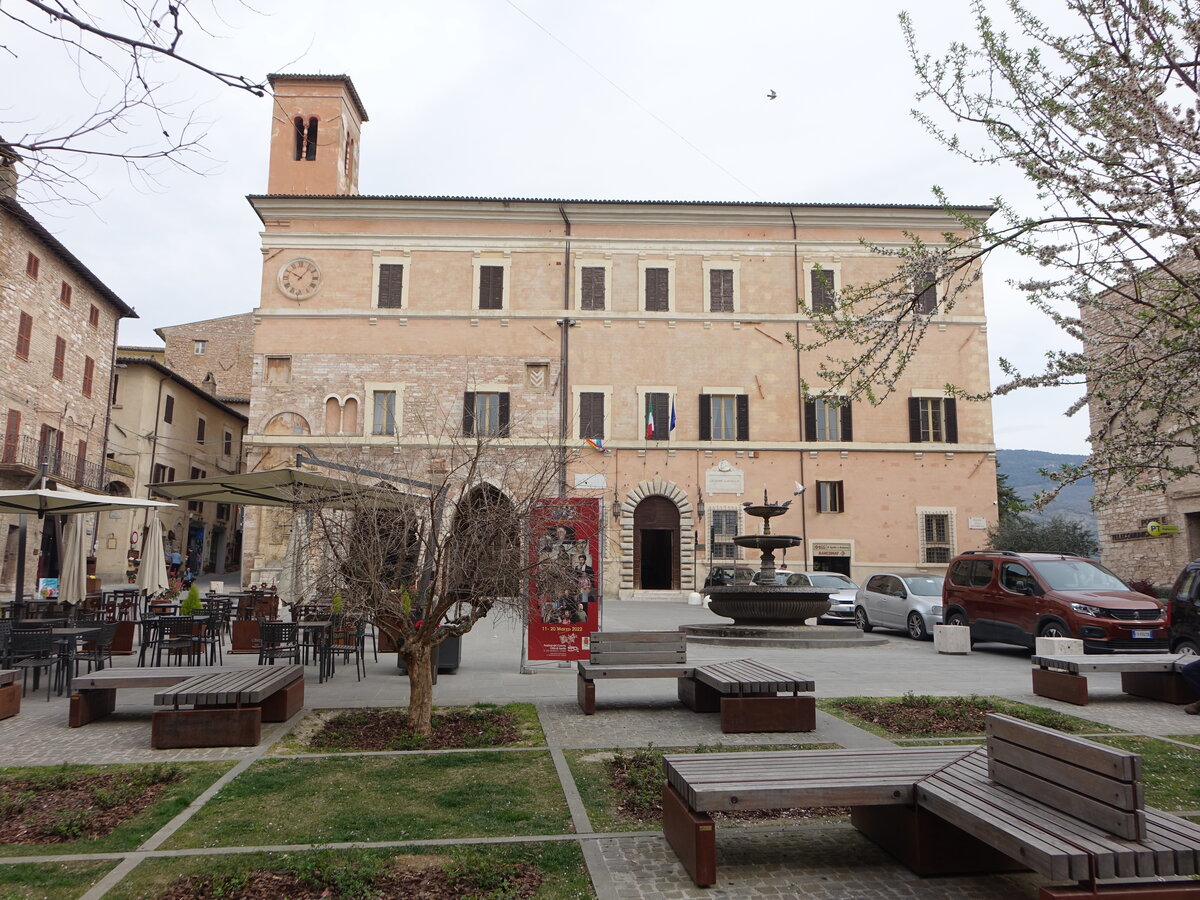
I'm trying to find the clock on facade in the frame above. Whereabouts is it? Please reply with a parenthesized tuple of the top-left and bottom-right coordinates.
(278, 258, 322, 300)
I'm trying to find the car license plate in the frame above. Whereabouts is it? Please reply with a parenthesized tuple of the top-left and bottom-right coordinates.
(1132, 630, 1153, 639)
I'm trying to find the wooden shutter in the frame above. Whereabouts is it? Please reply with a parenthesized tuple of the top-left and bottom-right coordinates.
(810, 268, 835, 312)
(16, 312, 32, 360)
(462, 391, 476, 436)
(378, 264, 404, 308)
(164, 394, 175, 423)
(645, 267, 669, 311)
(498, 392, 511, 437)
(840, 402, 853, 441)
(89, 305, 99, 328)
(710, 269, 733, 312)
(698, 394, 712, 440)
(944, 398, 959, 443)
(836, 481, 845, 512)
(580, 392, 604, 440)
(197, 418, 206, 443)
(736, 394, 750, 441)
(803, 399, 816, 441)
(908, 398, 922, 443)
(60, 282, 72, 306)
(82, 356, 94, 397)
(650, 393, 670, 439)
(52, 336, 66, 379)
(581, 267, 605, 310)
(916, 271, 938, 314)
(479, 265, 504, 309)
(3, 410, 19, 463)
(75, 440, 87, 485)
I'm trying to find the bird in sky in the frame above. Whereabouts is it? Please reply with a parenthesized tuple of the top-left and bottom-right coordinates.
(767, 89, 777, 100)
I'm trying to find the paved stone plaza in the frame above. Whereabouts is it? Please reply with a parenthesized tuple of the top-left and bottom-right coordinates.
(2, 599, 1198, 899)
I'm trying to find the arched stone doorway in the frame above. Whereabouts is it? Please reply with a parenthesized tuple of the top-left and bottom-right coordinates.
(448, 483, 520, 599)
(615, 479, 695, 593)
(633, 497, 679, 589)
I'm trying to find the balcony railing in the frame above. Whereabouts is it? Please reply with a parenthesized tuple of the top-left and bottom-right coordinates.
(0, 434, 105, 490)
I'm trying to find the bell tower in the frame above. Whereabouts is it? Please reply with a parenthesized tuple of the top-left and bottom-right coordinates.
(266, 74, 368, 195)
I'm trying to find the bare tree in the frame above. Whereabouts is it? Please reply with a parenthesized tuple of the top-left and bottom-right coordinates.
(792, 0, 1200, 506)
(2, 1, 267, 202)
(295, 416, 566, 736)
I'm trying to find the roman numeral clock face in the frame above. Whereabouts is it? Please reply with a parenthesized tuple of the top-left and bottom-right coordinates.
(277, 258, 322, 300)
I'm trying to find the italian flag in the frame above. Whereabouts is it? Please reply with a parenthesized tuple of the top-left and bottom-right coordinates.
(645, 402, 655, 439)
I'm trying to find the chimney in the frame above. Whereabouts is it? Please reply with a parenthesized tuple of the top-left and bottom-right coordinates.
(0, 138, 20, 200)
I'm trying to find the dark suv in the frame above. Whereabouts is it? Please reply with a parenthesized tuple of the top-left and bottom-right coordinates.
(942, 550, 1167, 652)
(1166, 559, 1200, 655)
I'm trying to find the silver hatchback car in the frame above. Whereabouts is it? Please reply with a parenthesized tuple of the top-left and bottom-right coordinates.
(854, 572, 945, 640)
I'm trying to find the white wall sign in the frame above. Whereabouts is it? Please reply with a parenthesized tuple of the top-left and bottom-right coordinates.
(705, 459, 745, 495)
(574, 473, 607, 490)
(968, 517, 987, 530)
(811, 542, 852, 558)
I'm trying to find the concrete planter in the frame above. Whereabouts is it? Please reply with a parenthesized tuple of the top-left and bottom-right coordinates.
(934, 624, 971, 655)
(1035, 636, 1084, 656)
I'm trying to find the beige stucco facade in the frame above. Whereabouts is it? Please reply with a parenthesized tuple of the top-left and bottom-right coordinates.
(243, 75, 1000, 595)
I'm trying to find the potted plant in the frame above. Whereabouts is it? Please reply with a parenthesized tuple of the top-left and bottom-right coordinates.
(179, 584, 203, 616)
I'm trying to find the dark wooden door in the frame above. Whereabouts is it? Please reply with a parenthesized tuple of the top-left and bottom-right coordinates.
(633, 497, 680, 590)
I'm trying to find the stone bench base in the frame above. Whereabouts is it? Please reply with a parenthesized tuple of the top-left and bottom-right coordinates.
(151, 707, 262, 749)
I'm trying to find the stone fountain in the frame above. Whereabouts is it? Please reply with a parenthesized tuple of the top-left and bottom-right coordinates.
(704, 493, 832, 625)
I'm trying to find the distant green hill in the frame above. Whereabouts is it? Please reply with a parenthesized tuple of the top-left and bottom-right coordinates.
(996, 449, 1096, 533)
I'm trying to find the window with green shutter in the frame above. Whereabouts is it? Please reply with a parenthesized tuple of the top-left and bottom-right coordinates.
(579, 392, 605, 440)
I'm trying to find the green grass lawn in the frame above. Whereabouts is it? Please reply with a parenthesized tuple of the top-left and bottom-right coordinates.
(106, 845, 593, 900)
(0, 861, 115, 900)
(162, 751, 571, 849)
(0, 763, 230, 858)
(1092, 735, 1200, 811)
(1166, 733, 1200, 747)
(819, 695, 1122, 739)
(566, 743, 838, 833)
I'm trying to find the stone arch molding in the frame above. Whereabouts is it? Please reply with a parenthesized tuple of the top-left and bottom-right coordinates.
(616, 477, 695, 593)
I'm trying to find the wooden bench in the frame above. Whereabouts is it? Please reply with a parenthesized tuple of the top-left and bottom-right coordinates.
(576, 631, 691, 715)
(682, 659, 816, 733)
(150, 664, 304, 749)
(0, 669, 18, 720)
(663, 714, 1200, 896)
(1031, 653, 1199, 706)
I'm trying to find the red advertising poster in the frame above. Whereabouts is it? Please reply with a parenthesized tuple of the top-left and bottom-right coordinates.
(528, 497, 601, 662)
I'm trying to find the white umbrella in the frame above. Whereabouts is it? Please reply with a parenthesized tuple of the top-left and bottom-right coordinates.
(136, 514, 169, 598)
(275, 514, 315, 612)
(58, 516, 88, 608)
(0, 487, 176, 517)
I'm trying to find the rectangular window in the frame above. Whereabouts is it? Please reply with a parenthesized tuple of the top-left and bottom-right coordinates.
(915, 270, 938, 315)
(216, 503, 230, 520)
(223, 430, 233, 456)
(265, 356, 291, 385)
(193, 340, 206, 355)
(709, 269, 734, 313)
(196, 418, 206, 444)
(817, 481, 845, 513)
(804, 397, 853, 441)
(151, 463, 175, 484)
(25, 253, 39, 279)
(59, 282, 72, 306)
(920, 512, 954, 564)
(74, 439, 87, 485)
(580, 266, 605, 311)
(111, 373, 120, 405)
(710, 508, 740, 560)
(644, 267, 670, 312)
(698, 393, 749, 441)
(579, 391, 605, 440)
(187, 467, 206, 513)
(908, 397, 958, 443)
(810, 267, 836, 313)
(478, 265, 504, 310)
(463, 391, 510, 437)
(15, 312, 32, 360)
(644, 392, 670, 440)
(88, 305, 100, 328)
(38, 424, 62, 471)
(52, 336, 65, 380)
(163, 394, 175, 424)
(372, 391, 397, 435)
(378, 263, 405, 308)
(3, 410, 20, 463)
(82, 356, 94, 397)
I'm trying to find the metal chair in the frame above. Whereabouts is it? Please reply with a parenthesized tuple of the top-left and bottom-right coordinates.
(0, 620, 12, 668)
(330, 618, 366, 681)
(191, 613, 223, 665)
(11, 629, 57, 700)
(257, 620, 301, 666)
(154, 616, 201, 667)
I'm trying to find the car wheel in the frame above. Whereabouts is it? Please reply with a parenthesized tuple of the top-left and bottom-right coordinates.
(1175, 639, 1200, 656)
(907, 612, 929, 641)
(854, 606, 873, 633)
(1039, 620, 1071, 639)
(946, 610, 968, 628)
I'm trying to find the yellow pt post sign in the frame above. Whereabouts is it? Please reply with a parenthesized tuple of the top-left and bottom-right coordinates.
(1146, 521, 1181, 537)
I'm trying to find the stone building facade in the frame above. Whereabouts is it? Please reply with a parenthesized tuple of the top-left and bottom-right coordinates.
(155, 313, 255, 411)
(243, 75, 1000, 596)
(0, 192, 136, 595)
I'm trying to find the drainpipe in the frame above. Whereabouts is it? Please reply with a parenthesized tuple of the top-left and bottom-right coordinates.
(789, 208, 809, 563)
(92, 319, 123, 567)
(557, 204, 572, 498)
(143, 373, 171, 542)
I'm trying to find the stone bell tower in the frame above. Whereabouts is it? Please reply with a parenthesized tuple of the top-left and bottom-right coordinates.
(266, 74, 368, 195)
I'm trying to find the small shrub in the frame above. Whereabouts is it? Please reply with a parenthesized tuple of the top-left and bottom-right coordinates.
(0, 790, 34, 818)
(41, 810, 93, 839)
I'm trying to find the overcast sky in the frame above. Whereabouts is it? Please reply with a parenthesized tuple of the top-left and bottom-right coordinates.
(5, 0, 1092, 454)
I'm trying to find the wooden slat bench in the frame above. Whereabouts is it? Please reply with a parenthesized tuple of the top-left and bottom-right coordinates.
(577, 631, 692, 715)
(150, 664, 304, 749)
(683, 659, 817, 733)
(662, 713, 1200, 896)
(1031, 653, 1199, 706)
(0, 669, 18, 720)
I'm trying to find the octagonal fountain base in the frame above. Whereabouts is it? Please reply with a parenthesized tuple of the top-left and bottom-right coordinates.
(683, 622, 889, 649)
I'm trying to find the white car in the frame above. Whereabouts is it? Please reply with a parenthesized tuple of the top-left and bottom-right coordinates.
(854, 572, 945, 640)
(752, 569, 860, 624)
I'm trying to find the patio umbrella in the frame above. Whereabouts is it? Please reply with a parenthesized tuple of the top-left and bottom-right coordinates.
(275, 513, 316, 611)
(136, 514, 169, 598)
(0, 487, 176, 517)
(147, 467, 414, 508)
(58, 516, 88, 608)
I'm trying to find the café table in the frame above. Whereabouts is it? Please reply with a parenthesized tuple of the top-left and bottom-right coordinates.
(296, 620, 334, 682)
(51, 625, 102, 695)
